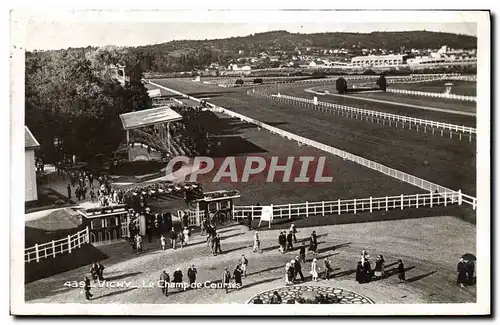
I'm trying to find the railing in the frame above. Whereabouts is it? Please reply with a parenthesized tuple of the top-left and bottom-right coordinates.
(143, 80, 478, 209)
(232, 191, 465, 220)
(250, 91, 476, 138)
(25, 227, 90, 263)
(387, 88, 476, 102)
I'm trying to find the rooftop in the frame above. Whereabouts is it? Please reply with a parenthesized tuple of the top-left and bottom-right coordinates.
(25, 126, 40, 150)
(119, 106, 183, 130)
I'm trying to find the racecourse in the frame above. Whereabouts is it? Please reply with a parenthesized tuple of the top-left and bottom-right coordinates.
(147, 79, 476, 197)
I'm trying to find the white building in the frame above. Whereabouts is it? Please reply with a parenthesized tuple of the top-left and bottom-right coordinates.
(350, 54, 405, 67)
(25, 126, 40, 202)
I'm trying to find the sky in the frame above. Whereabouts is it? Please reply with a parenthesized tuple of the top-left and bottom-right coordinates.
(24, 21, 477, 51)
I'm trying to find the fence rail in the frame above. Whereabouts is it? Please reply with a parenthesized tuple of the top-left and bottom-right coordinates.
(232, 191, 464, 220)
(144, 80, 477, 209)
(387, 88, 476, 102)
(25, 227, 90, 263)
(250, 90, 476, 138)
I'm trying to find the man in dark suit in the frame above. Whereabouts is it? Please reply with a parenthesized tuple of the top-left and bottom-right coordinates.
(159, 270, 170, 296)
(222, 267, 231, 293)
(173, 268, 184, 291)
(187, 265, 198, 287)
(233, 265, 243, 289)
(84, 276, 93, 300)
(465, 260, 475, 285)
(286, 231, 294, 251)
(294, 256, 305, 281)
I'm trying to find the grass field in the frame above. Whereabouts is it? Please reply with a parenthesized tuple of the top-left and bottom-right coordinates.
(148, 79, 476, 197)
(391, 80, 476, 96)
(303, 85, 476, 125)
(25, 216, 476, 304)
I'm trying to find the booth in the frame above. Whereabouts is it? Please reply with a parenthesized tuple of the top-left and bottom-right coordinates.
(187, 190, 241, 227)
(78, 205, 133, 244)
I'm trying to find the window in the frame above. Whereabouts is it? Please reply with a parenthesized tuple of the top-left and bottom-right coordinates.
(220, 200, 230, 210)
(106, 217, 118, 227)
(91, 219, 103, 229)
(208, 202, 217, 211)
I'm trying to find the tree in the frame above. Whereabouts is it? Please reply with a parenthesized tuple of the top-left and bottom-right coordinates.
(235, 79, 244, 87)
(253, 78, 263, 84)
(335, 77, 348, 94)
(376, 73, 387, 92)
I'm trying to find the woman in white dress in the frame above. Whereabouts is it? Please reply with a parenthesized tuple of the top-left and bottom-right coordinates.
(160, 235, 166, 251)
(183, 227, 190, 245)
(253, 232, 261, 253)
(310, 258, 319, 282)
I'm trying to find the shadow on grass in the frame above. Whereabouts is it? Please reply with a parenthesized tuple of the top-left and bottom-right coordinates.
(405, 271, 437, 283)
(93, 287, 138, 300)
(103, 272, 143, 282)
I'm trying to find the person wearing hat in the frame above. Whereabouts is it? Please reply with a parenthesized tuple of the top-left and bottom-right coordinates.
(299, 242, 306, 263)
(290, 224, 298, 243)
(233, 264, 243, 289)
(287, 260, 295, 285)
(240, 254, 249, 277)
(457, 258, 467, 288)
(159, 270, 170, 296)
(286, 231, 294, 251)
(187, 265, 197, 287)
(173, 268, 184, 291)
(83, 275, 93, 300)
(285, 262, 292, 285)
(310, 258, 319, 282)
(183, 226, 191, 246)
(253, 232, 261, 253)
(465, 259, 475, 286)
(294, 256, 305, 281)
(222, 267, 232, 293)
(323, 256, 332, 280)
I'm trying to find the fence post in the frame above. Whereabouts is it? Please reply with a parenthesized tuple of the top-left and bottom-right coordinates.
(269, 204, 273, 229)
(430, 191, 433, 208)
(444, 191, 447, 206)
(78, 233, 81, 248)
(306, 201, 309, 217)
(338, 199, 341, 215)
(416, 194, 419, 208)
(458, 189, 462, 205)
(289, 203, 292, 219)
(369, 197, 373, 213)
(52, 240, 56, 258)
(354, 198, 357, 214)
(85, 226, 90, 244)
(35, 244, 39, 263)
(401, 194, 404, 210)
(322, 201, 325, 216)
(251, 205, 254, 219)
(68, 235, 72, 253)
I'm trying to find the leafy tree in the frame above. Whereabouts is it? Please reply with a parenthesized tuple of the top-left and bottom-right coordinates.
(376, 73, 387, 91)
(335, 77, 348, 94)
(235, 79, 244, 86)
(253, 78, 263, 84)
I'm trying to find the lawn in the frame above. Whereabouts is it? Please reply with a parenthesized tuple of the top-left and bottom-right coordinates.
(390, 80, 476, 96)
(148, 79, 476, 197)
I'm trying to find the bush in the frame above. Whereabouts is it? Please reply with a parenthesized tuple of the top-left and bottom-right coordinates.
(235, 79, 244, 86)
(376, 74, 387, 92)
(335, 77, 348, 94)
(253, 78, 263, 84)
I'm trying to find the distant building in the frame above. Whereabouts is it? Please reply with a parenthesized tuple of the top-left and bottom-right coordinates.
(228, 64, 251, 71)
(25, 126, 40, 202)
(351, 54, 406, 67)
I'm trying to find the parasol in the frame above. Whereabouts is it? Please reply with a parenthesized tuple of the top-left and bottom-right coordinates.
(461, 253, 476, 261)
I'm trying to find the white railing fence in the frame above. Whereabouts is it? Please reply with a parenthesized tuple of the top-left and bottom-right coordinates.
(144, 80, 478, 209)
(249, 90, 476, 139)
(387, 88, 476, 102)
(25, 227, 90, 263)
(232, 190, 469, 220)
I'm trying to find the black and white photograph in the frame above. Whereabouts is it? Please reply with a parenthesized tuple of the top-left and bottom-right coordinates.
(9, 8, 490, 316)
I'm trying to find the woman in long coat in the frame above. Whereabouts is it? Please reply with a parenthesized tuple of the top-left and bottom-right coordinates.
(310, 258, 319, 282)
(355, 261, 364, 283)
(308, 231, 318, 255)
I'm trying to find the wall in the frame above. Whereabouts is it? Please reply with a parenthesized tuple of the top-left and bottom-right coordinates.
(25, 149, 37, 202)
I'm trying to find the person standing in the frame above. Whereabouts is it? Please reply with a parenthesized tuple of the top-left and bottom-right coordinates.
(253, 295, 263, 304)
(299, 243, 306, 263)
(183, 227, 190, 246)
(160, 234, 167, 251)
(278, 232, 285, 253)
(97, 262, 105, 281)
(136, 234, 143, 252)
(308, 231, 318, 256)
(310, 258, 319, 282)
(323, 256, 332, 280)
(173, 268, 184, 291)
(286, 231, 294, 251)
(380, 255, 385, 277)
(247, 213, 252, 231)
(90, 262, 98, 282)
(253, 232, 261, 253)
(84, 276, 93, 300)
(290, 224, 298, 243)
(213, 233, 222, 255)
(294, 256, 305, 281)
(240, 254, 248, 277)
(397, 259, 406, 282)
(169, 227, 177, 250)
(285, 262, 292, 285)
(233, 265, 243, 290)
(67, 184, 72, 200)
(457, 258, 467, 288)
(374, 256, 383, 280)
(288, 260, 296, 285)
(222, 267, 231, 294)
(356, 261, 364, 284)
(187, 265, 197, 287)
(159, 270, 170, 296)
(466, 260, 475, 285)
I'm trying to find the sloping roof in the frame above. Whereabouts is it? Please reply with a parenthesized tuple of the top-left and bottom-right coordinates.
(25, 126, 40, 150)
(119, 106, 183, 130)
